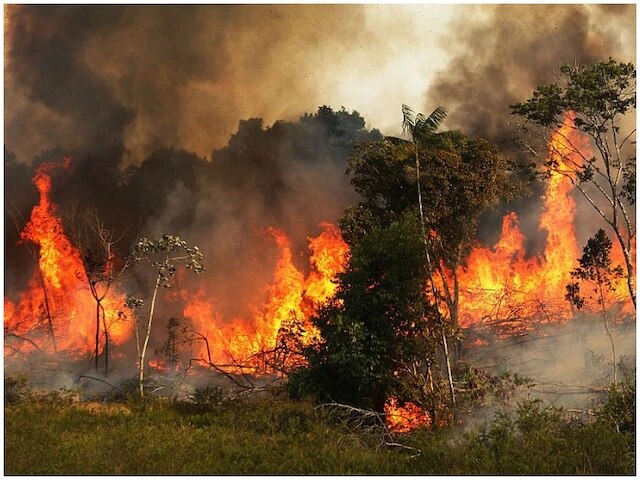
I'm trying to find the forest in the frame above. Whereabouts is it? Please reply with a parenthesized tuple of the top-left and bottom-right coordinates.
(4, 5, 636, 475)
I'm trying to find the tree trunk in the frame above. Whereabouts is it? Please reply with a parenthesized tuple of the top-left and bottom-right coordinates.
(101, 304, 109, 377)
(139, 274, 161, 397)
(621, 244, 636, 309)
(37, 268, 58, 357)
(95, 301, 100, 372)
(442, 332, 456, 406)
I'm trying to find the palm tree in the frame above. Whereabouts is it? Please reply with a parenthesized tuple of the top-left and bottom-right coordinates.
(399, 104, 447, 256)
(387, 104, 456, 405)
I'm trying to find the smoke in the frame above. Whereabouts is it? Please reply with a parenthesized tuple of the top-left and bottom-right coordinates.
(423, 4, 636, 249)
(460, 316, 636, 430)
(5, 5, 371, 165)
(426, 4, 635, 144)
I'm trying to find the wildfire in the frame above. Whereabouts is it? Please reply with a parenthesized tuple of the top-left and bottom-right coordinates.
(384, 397, 432, 433)
(457, 113, 633, 333)
(4, 114, 633, 433)
(4, 159, 132, 356)
(177, 222, 349, 368)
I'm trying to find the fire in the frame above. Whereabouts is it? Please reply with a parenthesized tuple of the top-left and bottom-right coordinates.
(178, 223, 349, 368)
(457, 113, 633, 332)
(4, 159, 132, 356)
(384, 397, 432, 433)
(5, 115, 632, 432)
(304, 222, 349, 307)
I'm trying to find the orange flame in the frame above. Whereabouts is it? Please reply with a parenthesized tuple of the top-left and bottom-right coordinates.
(4, 159, 132, 356)
(179, 223, 349, 368)
(457, 113, 633, 333)
(384, 397, 432, 433)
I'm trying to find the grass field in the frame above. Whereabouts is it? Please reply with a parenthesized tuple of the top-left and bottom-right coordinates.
(4, 389, 634, 475)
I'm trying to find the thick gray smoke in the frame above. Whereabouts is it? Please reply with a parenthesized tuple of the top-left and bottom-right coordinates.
(424, 4, 636, 249)
(427, 4, 635, 144)
(5, 5, 369, 164)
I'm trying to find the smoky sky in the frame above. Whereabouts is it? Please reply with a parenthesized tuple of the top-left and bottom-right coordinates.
(426, 4, 635, 145)
(5, 4, 369, 164)
(5, 4, 635, 165)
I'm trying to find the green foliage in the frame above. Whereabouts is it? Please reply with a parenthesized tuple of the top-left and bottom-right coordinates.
(400, 104, 448, 142)
(565, 229, 624, 309)
(595, 376, 635, 434)
(290, 214, 441, 411)
(511, 59, 635, 129)
(5, 395, 634, 475)
(345, 125, 522, 277)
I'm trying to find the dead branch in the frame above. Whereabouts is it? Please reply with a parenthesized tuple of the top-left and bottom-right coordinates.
(5, 332, 43, 352)
(315, 402, 422, 456)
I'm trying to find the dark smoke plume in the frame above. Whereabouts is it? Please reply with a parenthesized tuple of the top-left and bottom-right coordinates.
(5, 5, 368, 165)
(424, 4, 635, 248)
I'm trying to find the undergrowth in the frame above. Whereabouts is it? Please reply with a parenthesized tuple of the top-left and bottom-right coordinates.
(4, 378, 635, 475)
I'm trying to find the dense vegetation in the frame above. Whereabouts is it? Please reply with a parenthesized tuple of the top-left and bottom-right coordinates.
(4, 382, 634, 475)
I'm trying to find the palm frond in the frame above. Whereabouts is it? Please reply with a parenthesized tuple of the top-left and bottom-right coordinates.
(413, 106, 447, 143)
(401, 104, 416, 136)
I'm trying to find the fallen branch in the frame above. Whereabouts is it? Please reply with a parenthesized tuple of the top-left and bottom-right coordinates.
(316, 402, 422, 456)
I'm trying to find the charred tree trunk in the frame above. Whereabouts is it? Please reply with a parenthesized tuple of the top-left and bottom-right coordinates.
(100, 304, 109, 377)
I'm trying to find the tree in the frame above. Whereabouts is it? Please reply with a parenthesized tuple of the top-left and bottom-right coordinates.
(565, 229, 624, 387)
(512, 59, 636, 307)
(343, 110, 522, 329)
(67, 207, 129, 375)
(128, 235, 204, 396)
(289, 214, 446, 414)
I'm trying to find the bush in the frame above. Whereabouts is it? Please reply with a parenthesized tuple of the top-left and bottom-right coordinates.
(595, 376, 635, 434)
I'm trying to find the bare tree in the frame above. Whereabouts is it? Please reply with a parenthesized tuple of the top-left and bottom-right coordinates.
(129, 235, 204, 397)
(67, 207, 130, 375)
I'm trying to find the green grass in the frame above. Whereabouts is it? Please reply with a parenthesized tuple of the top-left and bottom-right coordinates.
(4, 394, 635, 475)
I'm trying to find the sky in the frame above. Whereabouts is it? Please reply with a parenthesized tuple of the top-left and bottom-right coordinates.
(4, 4, 636, 164)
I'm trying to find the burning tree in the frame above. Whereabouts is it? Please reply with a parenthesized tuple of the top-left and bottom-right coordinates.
(128, 235, 204, 396)
(512, 59, 636, 307)
(66, 207, 130, 375)
(342, 107, 523, 330)
(291, 109, 524, 422)
(5, 159, 132, 361)
(290, 214, 444, 416)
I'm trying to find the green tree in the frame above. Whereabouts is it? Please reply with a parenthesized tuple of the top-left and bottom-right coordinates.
(289, 214, 444, 413)
(512, 59, 636, 307)
(343, 113, 521, 329)
(128, 235, 204, 396)
(565, 229, 624, 387)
